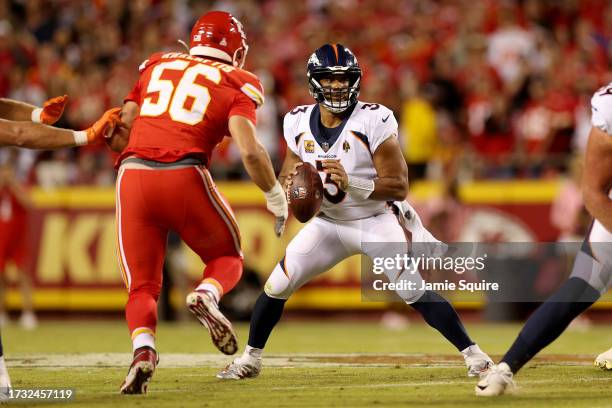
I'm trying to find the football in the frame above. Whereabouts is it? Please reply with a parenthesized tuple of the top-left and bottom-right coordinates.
(288, 162, 323, 223)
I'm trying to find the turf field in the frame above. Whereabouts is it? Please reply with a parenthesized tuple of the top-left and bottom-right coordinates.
(2, 319, 612, 407)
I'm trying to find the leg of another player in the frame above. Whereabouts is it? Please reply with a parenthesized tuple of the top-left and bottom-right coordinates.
(17, 270, 36, 330)
(476, 244, 606, 397)
(116, 168, 166, 394)
(218, 217, 353, 379)
(179, 166, 244, 355)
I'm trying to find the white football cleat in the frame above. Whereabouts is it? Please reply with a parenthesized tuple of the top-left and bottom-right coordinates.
(186, 290, 238, 355)
(475, 362, 514, 396)
(594, 347, 612, 370)
(462, 344, 493, 378)
(216, 355, 261, 380)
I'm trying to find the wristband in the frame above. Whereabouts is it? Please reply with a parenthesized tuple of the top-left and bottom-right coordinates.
(31, 108, 43, 123)
(347, 176, 375, 199)
(264, 181, 288, 217)
(72, 130, 88, 146)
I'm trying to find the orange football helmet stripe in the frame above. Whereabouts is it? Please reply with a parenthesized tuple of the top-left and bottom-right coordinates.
(331, 44, 339, 64)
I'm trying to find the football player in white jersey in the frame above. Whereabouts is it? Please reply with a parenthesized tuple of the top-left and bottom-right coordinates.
(475, 84, 612, 396)
(218, 43, 492, 380)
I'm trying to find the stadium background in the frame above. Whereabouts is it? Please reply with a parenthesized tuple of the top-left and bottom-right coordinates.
(0, 0, 611, 319)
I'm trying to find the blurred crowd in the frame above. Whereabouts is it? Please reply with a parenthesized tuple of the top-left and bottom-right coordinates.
(0, 0, 611, 187)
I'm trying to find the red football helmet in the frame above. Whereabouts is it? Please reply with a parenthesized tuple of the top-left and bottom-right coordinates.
(189, 11, 248, 68)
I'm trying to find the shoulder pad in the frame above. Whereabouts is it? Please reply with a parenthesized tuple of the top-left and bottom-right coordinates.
(137, 52, 165, 73)
(235, 69, 265, 107)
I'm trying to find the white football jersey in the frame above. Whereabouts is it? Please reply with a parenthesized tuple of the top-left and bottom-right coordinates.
(283, 101, 399, 221)
(591, 82, 612, 134)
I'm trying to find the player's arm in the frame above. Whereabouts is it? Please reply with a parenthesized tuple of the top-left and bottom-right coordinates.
(0, 95, 67, 124)
(229, 115, 288, 236)
(106, 101, 139, 153)
(582, 126, 612, 232)
(0, 98, 38, 121)
(322, 136, 408, 201)
(369, 137, 409, 200)
(0, 107, 121, 149)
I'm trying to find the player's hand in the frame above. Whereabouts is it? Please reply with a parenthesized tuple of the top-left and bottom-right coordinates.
(40, 95, 68, 125)
(322, 159, 348, 190)
(84, 107, 122, 144)
(105, 121, 130, 153)
(264, 181, 288, 237)
(283, 161, 304, 204)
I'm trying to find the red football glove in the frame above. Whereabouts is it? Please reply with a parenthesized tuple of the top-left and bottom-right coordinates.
(40, 95, 68, 125)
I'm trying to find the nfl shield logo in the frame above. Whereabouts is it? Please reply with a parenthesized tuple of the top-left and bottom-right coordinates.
(322, 142, 330, 152)
(343, 141, 350, 152)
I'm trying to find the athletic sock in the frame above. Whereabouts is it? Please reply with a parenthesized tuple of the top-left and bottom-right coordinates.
(247, 293, 286, 349)
(132, 328, 156, 351)
(410, 290, 474, 351)
(195, 281, 221, 303)
(501, 277, 600, 373)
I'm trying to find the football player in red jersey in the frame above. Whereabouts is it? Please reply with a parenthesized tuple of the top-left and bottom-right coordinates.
(0, 96, 121, 149)
(107, 11, 287, 394)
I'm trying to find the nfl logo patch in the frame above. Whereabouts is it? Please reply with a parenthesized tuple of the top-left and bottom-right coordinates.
(305, 140, 315, 153)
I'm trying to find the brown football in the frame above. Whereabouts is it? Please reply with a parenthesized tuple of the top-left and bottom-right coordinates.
(288, 162, 323, 223)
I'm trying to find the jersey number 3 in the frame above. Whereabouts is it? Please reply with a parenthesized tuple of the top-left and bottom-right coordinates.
(140, 60, 221, 125)
(315, 160, 346, 204)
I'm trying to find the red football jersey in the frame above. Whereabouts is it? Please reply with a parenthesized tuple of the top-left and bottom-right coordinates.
(118, 52, 265, 166)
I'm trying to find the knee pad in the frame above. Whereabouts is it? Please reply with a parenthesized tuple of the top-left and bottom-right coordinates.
(264, 259, 295, 300)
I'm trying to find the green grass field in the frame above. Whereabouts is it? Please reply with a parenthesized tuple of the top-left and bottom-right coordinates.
(2, 319, 612, 407)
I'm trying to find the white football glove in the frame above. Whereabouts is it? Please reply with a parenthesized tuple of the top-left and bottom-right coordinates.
(264, 181, 288, 237)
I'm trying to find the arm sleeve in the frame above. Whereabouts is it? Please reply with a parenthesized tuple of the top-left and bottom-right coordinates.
(229, 92, 257, 125)
(591, 86, 612, 135)
(282, 112, 299, 155)
(370, 111, 399, 153)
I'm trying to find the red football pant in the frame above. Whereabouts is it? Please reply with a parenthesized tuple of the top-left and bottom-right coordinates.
(116, 165, 243, 337)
